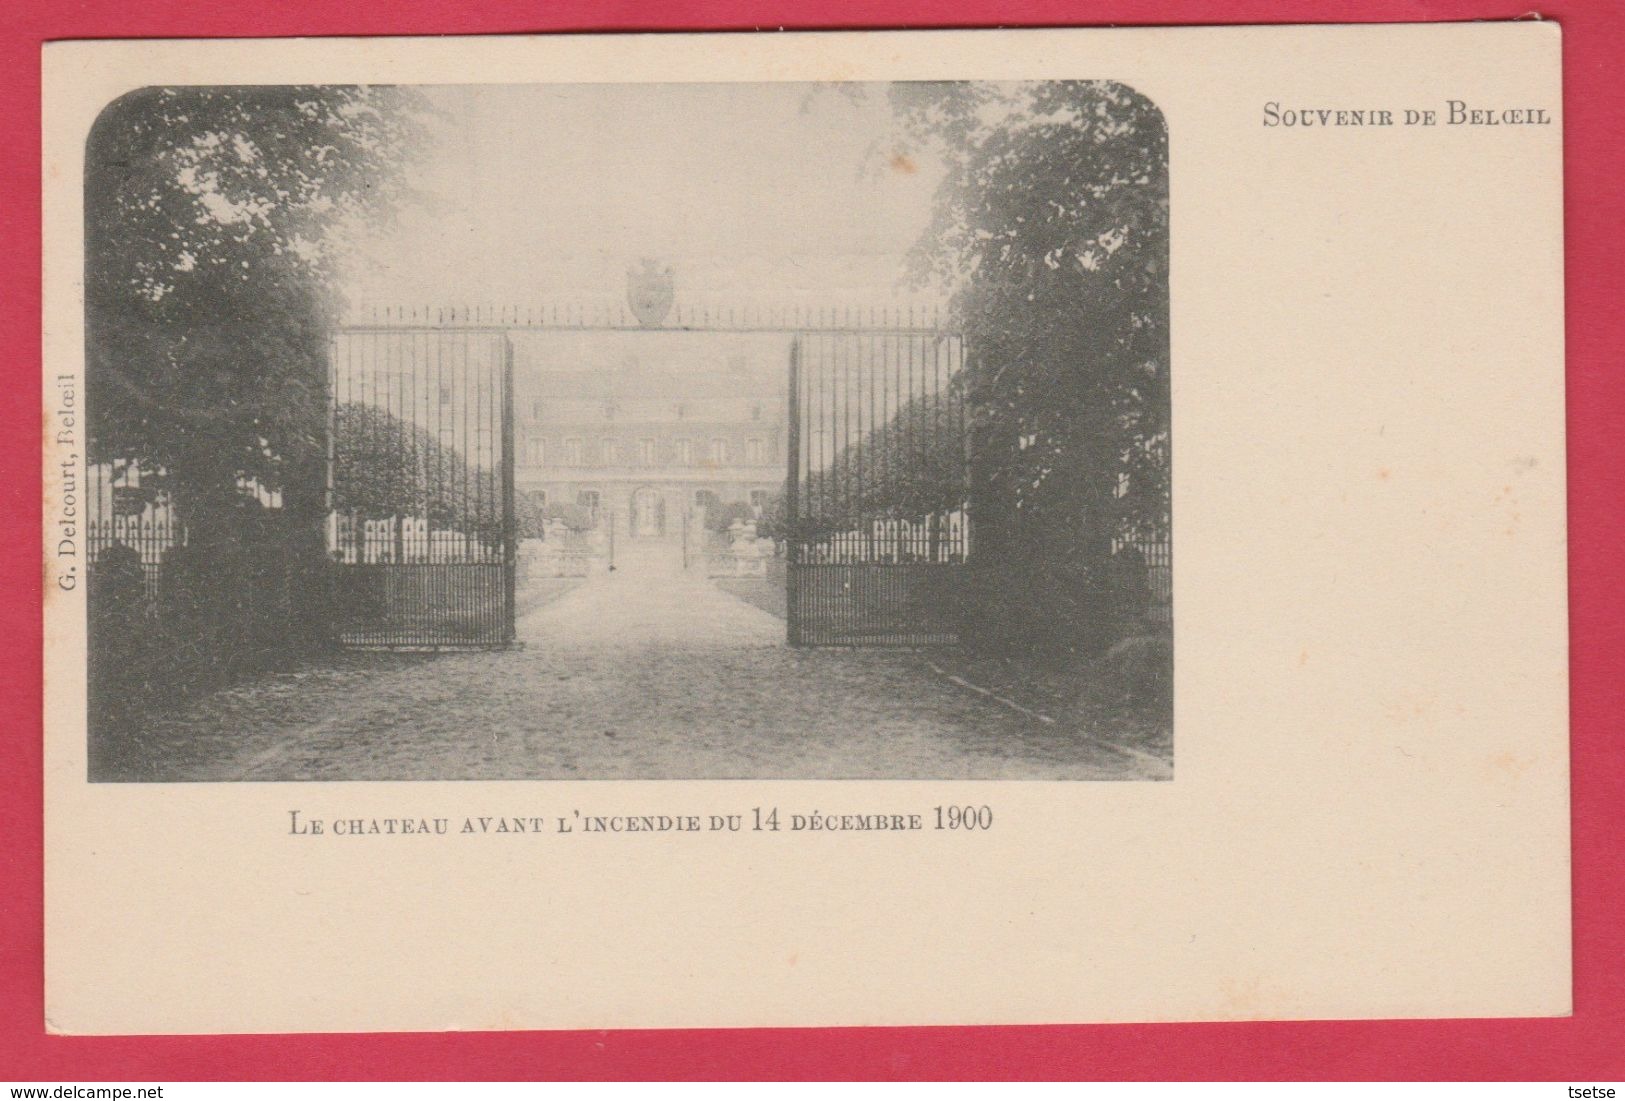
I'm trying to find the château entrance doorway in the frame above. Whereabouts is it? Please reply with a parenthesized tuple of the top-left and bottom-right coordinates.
(631, 486, 666, 538)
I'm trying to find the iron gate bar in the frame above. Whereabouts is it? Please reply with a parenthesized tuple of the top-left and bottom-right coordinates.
(327, 328, 516, 650)
(786, 337, 802, 647)
(341, 301, 950, 335)
(784, 325, 970, 647)
(501, 335, 518, 646)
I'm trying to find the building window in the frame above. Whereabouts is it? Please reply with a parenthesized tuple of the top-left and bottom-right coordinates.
(749, 490, 768, 511)
(564, 438, 582, 465)
(531, 399, 543, 420)
(578, 490, 601, 511)
(639, 438, 656, 466)
(676, 403, 686, 420)
(675, 438, 692, 466)
(751, 403, 762, 421)
(600, 438, 619, 466)
(710, 438, 728, 465)
(532, 489, 548, 509)
(746, 437, 763, 465)
(695, 490, 720, 511)
(603, 402, 616, 420)
(528, 438, 545, 467)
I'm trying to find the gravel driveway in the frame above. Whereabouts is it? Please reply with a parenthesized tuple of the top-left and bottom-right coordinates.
(104, 541, 1165, 781)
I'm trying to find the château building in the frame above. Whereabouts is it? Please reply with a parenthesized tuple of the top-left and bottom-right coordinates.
(513, 341, 785, 539)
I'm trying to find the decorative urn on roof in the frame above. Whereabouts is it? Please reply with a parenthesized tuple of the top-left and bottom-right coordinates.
(627, 258, 675, 327)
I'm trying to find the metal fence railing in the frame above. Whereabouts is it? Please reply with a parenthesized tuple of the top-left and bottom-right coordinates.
(85, 460, 186, 613)
(1113, 534, 1172, 626)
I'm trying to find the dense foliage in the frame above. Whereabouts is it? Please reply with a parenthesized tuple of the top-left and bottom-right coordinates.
(705, 500, 759, 534)
(893, 80, 1169, 543)
(85, 85, 429, 540)
(891, 80, 1170, 650)
(796, 388, 967, 537)
(331, 403, 508, 546)
(538, 501, 597, 534)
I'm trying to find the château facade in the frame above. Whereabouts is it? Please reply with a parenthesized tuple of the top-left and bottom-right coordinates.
(513, 344, 785, 539)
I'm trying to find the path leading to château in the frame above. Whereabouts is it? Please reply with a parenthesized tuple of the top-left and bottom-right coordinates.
(113, 540, 1166, 782)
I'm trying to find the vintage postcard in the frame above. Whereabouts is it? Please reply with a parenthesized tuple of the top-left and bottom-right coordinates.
(42, 24, 1568, 1033)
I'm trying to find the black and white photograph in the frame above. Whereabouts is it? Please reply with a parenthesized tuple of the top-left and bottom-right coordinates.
(83, 79, 1172, 782)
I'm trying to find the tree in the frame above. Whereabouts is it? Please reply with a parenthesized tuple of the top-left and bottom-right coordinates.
(516, 492, 549, 540)
(754, 491, 786, 541)
(85, 85, 430, 546)
(705, 500, 757, 534)
(331, 403, 506, 548)
(890, 81, 1170, 651)
(797, 387, 967, 538)
(541, 502, 596, 533)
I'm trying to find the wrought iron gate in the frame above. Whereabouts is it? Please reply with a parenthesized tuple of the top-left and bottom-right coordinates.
(785, 325, 970, 646)
(326, 327, 516, 648)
